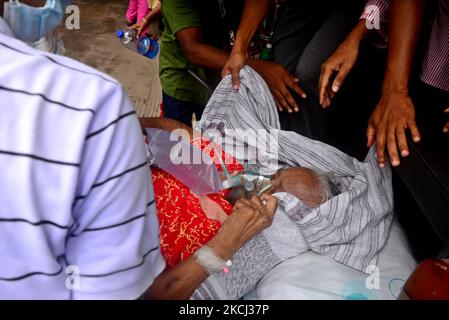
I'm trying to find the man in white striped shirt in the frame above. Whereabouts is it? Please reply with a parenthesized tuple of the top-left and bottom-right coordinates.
(0, 0, 278, 299)
(0, 0, 166, 299)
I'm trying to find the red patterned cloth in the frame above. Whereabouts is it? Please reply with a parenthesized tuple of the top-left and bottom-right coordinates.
(151, 137, 243, 268)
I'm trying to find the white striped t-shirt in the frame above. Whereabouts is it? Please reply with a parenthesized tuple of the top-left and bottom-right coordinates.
(0, 22, 165, 299)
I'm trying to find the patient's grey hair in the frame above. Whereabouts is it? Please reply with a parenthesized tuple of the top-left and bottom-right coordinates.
(314, 170, 341, 204)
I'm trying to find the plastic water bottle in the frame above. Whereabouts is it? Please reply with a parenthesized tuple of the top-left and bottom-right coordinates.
(116, 29, 159, 59)
(137, 36, 159, 59)
(116, 29, 138, 51)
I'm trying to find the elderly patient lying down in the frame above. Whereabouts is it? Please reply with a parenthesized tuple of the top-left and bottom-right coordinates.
(141, 116, 391, 300)
(142, 117, 337, 264)
(142, 67, 393, 299)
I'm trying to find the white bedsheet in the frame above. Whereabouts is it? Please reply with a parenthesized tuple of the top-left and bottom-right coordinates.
(248, 219, 416, 300)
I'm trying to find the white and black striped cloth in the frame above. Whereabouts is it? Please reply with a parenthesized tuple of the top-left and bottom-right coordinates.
(197, 67, 394, 294)
(0, 21, 164, 299)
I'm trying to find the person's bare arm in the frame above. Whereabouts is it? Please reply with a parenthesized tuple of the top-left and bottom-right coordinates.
(222, 0, 274, 90)
(145, 194, 278, 299)
(139, 117, 194, 138)
(177, 27, 306, 112)
(130, 2, 162, 37)
(145, 3, 161, 22)
(177, 27, 230, 70)
(367, 0, 424, 168)
(319, 19, 368, 108)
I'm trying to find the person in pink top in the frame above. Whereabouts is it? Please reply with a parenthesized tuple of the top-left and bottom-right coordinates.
(126, 0, 161, 37)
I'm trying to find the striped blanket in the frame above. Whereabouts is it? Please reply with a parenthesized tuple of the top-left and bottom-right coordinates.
(192, 66, 394, 300)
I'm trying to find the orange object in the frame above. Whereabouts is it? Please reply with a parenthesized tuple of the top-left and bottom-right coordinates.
(401, 259, 449, 300)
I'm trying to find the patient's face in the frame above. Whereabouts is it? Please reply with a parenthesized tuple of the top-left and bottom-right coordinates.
(270, 167, 324, 207)
(226, 167, 325, 208)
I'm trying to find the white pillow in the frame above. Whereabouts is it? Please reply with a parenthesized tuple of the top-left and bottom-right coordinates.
(252, 218, 417, 300)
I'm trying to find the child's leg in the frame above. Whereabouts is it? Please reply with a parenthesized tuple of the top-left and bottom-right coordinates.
(126, 0, 138, 24)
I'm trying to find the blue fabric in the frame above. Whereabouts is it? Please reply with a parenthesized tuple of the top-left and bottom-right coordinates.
(3, 0, 69, 42)
(162, 92, 204, 127)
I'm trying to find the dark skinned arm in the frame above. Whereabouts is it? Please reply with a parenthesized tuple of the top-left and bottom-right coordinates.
(319, 19, 368, 108)
(139, 117, 194, 139)
(367, 0, 424, 168)
(177, 27, 306, 113)
(222, 0, 273, 89)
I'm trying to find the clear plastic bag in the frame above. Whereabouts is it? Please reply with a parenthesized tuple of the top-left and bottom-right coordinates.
(146, 128, 223, 195)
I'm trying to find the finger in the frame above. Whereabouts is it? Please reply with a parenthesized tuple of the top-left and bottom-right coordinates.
(234, 199, 250, 210)
(331, 66, 350, 94)
(274, 90, 292, 113)
(248, 195, 265, 210)
(281, 89, 300, 112)
(231, 67, 240, 91)
(396, 121, 409, 157)
(221, 66, 230, 78)
(260, 194, 278, 217)
(444, 121, 449, 134)
(375, 127, 387, 168)
(273, 95, 283, 112)
(319, 64, 334, 107)
(233, 200, 244, 210)
(407, 118, 421, 142)
(366, 122, 376, 147)
(387, 126, 400, 167)
(286, 76, 307, 100)
(324, 92, 332, 108)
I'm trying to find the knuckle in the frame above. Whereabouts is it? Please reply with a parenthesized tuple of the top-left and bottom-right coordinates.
(247, 207, 257, 217)
(258, 215, 269, 225)
(377, 140, 385, 149)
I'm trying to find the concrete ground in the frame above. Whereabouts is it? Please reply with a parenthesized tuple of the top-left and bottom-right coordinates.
(58, 0, 161, 117)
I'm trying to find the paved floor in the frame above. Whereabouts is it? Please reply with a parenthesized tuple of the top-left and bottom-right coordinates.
(58, 0, 161, 117)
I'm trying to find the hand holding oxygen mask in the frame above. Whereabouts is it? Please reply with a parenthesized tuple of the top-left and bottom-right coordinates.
(224, 167, 335, 208)
(146, 127, 336, 214)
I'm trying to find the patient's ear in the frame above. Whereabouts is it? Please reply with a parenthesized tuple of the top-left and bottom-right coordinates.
(269, 175, 284, 194)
